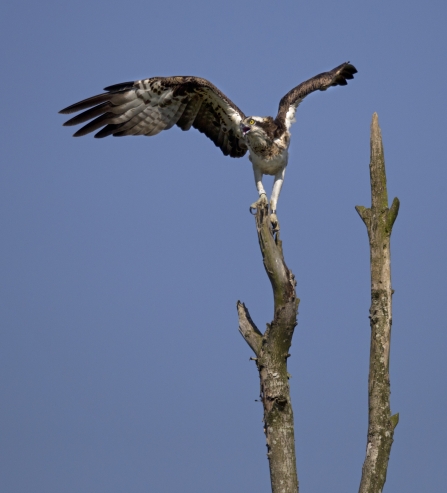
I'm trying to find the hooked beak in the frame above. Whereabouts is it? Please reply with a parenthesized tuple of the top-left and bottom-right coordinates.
(240, 124, 251, 137)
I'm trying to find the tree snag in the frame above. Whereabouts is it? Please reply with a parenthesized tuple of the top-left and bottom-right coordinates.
(237, 202, 299, 493)
(356, 113, 400, 493)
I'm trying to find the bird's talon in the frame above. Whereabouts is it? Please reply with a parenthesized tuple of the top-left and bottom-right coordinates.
(249, 194, 268, 214)
(270, 213, 280, 232)
(259, 193, 268, 206)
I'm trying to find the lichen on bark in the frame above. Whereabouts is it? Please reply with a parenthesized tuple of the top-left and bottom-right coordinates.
(356, 113, 399, 493)
(237, 201, 299, 493)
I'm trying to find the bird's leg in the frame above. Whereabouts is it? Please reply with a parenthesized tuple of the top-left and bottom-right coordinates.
(269, 168, 286, 232)
(270, 168, 285, 212)
(250, 165, 268, 214)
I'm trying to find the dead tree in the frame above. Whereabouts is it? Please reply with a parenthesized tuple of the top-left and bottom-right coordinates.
(236, 113, 399, 493)
(356, 113, 399, 492)
(237, 202, 299, 493)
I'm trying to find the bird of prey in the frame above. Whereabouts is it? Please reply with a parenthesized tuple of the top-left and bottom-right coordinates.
(60, 62, 357, 229)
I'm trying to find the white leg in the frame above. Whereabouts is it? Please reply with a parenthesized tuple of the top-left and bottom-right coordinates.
(270, 167, 286, 212)
(253, 164, 266, 196)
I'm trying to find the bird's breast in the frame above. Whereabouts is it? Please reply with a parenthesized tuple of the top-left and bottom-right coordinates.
(249, 148, 289, 175)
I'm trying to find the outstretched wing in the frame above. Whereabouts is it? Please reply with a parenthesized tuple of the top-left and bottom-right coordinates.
(59, 76, 248, 158)
(276, 62, 357, 130)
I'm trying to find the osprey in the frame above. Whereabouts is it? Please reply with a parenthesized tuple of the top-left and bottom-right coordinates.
(60, 62, 357, 229)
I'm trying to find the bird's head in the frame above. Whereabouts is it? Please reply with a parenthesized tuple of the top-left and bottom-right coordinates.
(240, 116, 263, 137)
(240, 116, 278, 150)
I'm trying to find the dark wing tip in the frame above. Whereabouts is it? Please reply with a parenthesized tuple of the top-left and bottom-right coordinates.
(93, 123, 127, 138)
(103, 81, 135, 92)
(59, 81, 135, 115)
(59, 105, 78, 115)
(329, 62, 358, 87)
(59, 93, 112, 115)
(341, 64, 357, 79)
(62, 102, 110, 126)
(341, 62, 358, 76)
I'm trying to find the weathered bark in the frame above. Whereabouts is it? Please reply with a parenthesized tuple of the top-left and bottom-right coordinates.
(237, 202, 299, 493)
(356, 113, 399, 493)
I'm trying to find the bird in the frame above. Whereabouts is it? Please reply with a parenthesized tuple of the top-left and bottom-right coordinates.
(60, 62, 357, 230)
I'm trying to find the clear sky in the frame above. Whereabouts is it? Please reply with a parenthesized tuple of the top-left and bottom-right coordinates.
(1, 1, 446, 492)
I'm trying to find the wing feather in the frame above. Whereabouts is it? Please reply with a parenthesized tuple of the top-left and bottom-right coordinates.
(60, 76, 248, 158)
(65, 98, 144, 127)
(94, 123, 127, 138)
(276, 62, 358, 130)
(176, 96, 202, 131)
(164, 101, 188, 130)
(73, 114, 115, 137)
(72, 102, 149, 137)
(59, 91, 135, 114)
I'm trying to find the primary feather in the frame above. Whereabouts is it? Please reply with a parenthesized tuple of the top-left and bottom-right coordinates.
(60, 76, 248, 157)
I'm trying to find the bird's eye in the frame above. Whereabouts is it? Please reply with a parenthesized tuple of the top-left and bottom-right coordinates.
(249, 119, 255, 125)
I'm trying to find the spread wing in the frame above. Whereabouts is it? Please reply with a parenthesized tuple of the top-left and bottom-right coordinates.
(59, 76, 248, 158)
(276, 62, 358, 130)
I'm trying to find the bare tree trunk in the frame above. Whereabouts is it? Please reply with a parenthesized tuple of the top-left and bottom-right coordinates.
(237, 202, 299, 493)
(356, 113, 400, 493)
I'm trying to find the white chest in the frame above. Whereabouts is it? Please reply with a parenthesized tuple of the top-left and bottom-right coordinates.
(249, 148, 289, 175)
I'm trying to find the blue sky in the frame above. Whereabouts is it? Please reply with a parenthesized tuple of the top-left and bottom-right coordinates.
(1, 1, 446, 492)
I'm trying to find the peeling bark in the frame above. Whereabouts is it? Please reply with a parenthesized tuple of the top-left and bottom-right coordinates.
(356, 113, 399, 493)
(237, 202, 299, 493)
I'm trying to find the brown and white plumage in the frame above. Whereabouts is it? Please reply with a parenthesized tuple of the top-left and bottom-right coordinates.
(276, 62, 357, 130)
(60, 77, 248, 158)
(60, 62, 357, 215)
